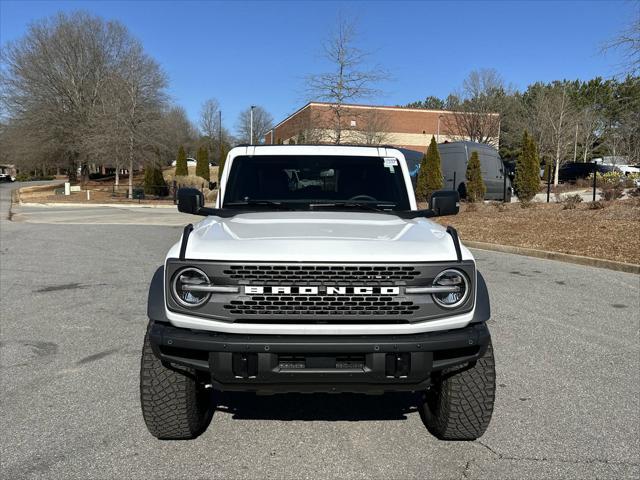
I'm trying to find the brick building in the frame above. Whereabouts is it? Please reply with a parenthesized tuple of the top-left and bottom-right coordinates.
(264, 102, 499, 153)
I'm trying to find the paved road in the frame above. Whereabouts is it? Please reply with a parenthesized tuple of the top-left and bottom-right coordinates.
(1, 182, 639, 479)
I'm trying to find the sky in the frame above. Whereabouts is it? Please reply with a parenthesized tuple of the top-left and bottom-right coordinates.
(1, 0, 637, 134)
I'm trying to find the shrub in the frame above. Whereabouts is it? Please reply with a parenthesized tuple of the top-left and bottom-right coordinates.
(15, 173, 54, 181)
(588, 200, 605, 210)
(514, 131, 540, 202)
(601, 184, 624, 201)
(175, 145, 188, 176)
(144, 165, 169, 197)
(196, 146, 210, 181)
(416, 137, 443, 202)
(465, 151, 486, 202)
(623, 173, 640, 188)
(587, 171, 625, 201)
(562, 194, 583, 210)
(628, 187, 640, 198)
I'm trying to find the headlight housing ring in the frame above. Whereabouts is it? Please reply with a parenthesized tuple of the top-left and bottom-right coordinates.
(171, 267, 211, 308)
(431, 269, 470, 308)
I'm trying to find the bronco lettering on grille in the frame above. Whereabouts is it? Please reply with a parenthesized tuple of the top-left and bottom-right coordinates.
(244, 286, 400, 295)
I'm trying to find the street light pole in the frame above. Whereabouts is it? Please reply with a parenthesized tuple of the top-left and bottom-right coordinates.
(250, 105, 255, 145)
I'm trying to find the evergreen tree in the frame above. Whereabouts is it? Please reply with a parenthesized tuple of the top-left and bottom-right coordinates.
(416, 137, 444, 202)
(175, 145, 188, 176)
(196, 146, 210, 181)
(514, 131, 540, 202)
(415, 153, 429, 202)
(465, 151, 486, 202)
(143, 164, 168, 196)
(426, 137, 443, 195)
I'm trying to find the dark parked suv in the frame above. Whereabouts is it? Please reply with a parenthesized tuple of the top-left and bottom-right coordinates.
(558, 162, 618, 183)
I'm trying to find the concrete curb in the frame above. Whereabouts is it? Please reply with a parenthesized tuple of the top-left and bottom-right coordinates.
(466, 240, 640, 275)
(18, 182, 65, 194)
(17, 201, 178, 209)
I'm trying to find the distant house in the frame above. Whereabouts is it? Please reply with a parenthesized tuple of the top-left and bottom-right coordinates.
(265, 102, 500, 154)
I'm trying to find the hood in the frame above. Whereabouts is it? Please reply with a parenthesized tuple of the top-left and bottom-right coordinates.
(170, 211, 472, 263)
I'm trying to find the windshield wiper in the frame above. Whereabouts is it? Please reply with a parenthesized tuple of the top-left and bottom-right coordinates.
(224, 200, 292, 210)
(309, 202, 397, 213)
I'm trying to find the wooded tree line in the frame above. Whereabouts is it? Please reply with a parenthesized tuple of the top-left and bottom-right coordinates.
(406, 70, 640, 185)
(0, 11, 270, 195)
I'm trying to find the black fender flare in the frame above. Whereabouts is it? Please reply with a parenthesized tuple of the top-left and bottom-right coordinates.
(147, 266, 168, 323)
(471, 271, 491, 323)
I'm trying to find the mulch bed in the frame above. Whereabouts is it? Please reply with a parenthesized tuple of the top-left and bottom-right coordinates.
(434, 199, 640, 265)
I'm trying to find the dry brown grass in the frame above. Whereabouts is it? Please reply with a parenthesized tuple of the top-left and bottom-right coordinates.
(433, 200, 640, 264)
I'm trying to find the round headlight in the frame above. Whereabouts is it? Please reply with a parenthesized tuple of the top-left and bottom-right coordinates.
(171, 267, 211, 308)
(432, 269, 469, 308)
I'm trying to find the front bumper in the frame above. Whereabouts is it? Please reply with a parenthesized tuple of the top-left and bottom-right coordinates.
(149, 321, 491, 394)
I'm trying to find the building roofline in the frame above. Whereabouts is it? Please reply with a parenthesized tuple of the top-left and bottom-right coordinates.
(271, 102, 314, 131)
(271, 102, 499, 132)
(308, 101, 499, 116)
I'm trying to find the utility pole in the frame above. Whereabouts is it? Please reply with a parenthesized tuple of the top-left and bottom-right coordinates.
(250, 105, 256, 144)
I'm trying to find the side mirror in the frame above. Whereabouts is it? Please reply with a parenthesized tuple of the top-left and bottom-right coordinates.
(177, 187, 204, 215)
(429, 190, 460, 216)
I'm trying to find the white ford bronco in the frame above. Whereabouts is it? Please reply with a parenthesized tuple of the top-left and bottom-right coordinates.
(140, 145, 495, 440)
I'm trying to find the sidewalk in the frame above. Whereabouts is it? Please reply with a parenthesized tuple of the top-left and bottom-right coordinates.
(11, 202, 198, 225)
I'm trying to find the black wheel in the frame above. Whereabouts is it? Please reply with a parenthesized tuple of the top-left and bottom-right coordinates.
(421, 339, 496, 440)
(139, 325, 213, 439)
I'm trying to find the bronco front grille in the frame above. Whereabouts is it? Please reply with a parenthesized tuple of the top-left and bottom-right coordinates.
(221, 265, 420, 285)
(223, 294, 420, 316)
(165, 260, 476, 324)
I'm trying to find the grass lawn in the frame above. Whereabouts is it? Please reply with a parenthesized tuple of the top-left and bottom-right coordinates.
(433, 199, 640, 265)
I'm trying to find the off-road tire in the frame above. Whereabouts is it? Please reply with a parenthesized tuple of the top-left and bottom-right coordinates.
(140, 326, 213, 439)
(421, 339, 496, 440)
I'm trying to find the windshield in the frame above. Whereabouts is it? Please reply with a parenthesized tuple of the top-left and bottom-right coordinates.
(222, 155, 411, 211)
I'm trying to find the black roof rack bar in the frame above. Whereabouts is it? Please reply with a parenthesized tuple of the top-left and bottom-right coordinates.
(179, 224, 194, 260)
(446, 226, 462, 262)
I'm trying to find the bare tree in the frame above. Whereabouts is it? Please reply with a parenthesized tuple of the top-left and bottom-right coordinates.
(576, 106, 602, 162)
(602, 11, 640, 76)
(2, 11, 168, 192)
(114, 43, 167, 197)
(199, 98, 221, 153)
(443, 69, 505, 146)
(305, 18, 388, 144)
(159, 105, 199, 160)
(533, 83, 577, 185)
(235, 106, 273, 144)
(2, 12, 129, 180)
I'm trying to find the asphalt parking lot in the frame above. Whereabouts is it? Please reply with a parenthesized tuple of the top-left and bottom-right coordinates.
(1, 183, 639, 479)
